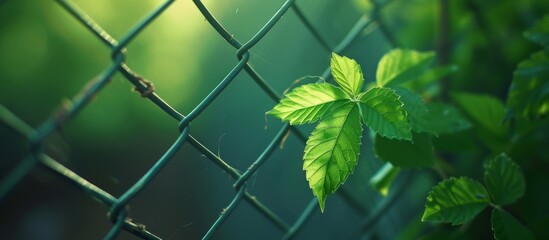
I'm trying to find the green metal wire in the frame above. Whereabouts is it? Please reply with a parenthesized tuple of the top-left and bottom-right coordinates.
(0, 156, 37, 201)
(177, 54, 250, 130)
(104, 209, 128, 240)
(233, 124, 290, 190)
(282, 198, 318, 240)
(291, 4, 332, 52)
(56, 0, 184, 121)
(108, 128, 190, 223)
(0, 106, 162, 240)
(41, 155, 162, 240)
(30, 55, 123, 150)
(0, 0, 409, 239)
(352, 173, 412, 239)
(110, 0, 175, 59)
(202, 186, 246, 240)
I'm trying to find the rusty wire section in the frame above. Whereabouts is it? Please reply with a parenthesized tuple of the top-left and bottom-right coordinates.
(0, 0, 402, 239)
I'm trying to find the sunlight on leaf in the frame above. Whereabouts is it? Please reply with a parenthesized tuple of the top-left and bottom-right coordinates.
(267, 83, 349, 125)
(422, 177, 490, 225)
(360, 87, 412, 140)
(331, 53, 364, 97)
(303, 102, 362, 212)
(376, 49, 435, 87)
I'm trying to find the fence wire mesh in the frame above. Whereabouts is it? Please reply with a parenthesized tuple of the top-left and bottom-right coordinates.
(0, 0, 410, 239)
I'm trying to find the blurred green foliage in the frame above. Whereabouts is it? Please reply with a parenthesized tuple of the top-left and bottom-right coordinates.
(1, 0, 549, 239)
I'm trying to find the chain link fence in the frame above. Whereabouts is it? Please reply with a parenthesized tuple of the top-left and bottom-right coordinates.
(0, 0, 417, 239)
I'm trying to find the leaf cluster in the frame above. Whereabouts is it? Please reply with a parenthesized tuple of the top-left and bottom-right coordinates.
(267, 15, 549, 238)
(417, 14, 549, 239)
(422, 154, 532, 239)
(268, 49, 469, 211)
(268, 52, 413, 211)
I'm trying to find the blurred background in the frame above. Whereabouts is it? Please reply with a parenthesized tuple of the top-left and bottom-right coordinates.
(1, 0, 548, 239)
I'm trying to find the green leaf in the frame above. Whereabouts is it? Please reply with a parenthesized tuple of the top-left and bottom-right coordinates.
(267, 83, 349, 125)
(374, 132, 434, 168)
(422, 177, 490, 225)
(360, 87, 412, 140)
(303, 102, 362, 211)
(484, 153, 526, 206)
(330, 53, 364, 97)
(452, 93, 505, 135)
(506, 51, 549, 120)
(452, 92, 506, 137)
(376, 49, 435, 87)
(524, 14, 549, 50)
(452, 92, 508, 151)
(432, 129, 476, 153)
(491, 208, 535, 240)
(407, 64, 459, 89)
(393, 87, 429, 132)
(422, 103, 472, 135)
(369, 162, 400, 196)
(393, 88, 471, 135)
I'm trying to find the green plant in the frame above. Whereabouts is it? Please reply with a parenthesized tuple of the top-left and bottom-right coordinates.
(422, 154, 533, 239)
(268, 12, 549, 239)
(419, 14, 549, 239)
(268, 49, 468, 211)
